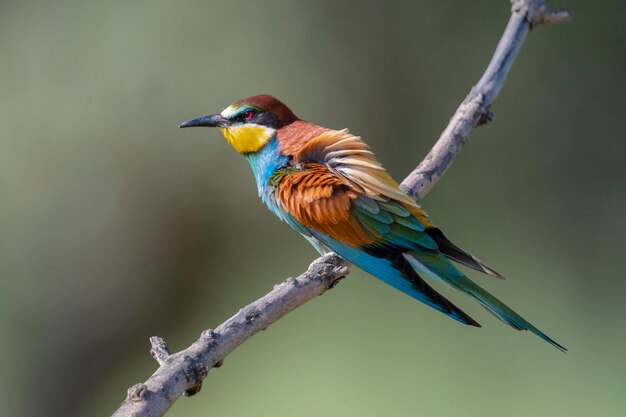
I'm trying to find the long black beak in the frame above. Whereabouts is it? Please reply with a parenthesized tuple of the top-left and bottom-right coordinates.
(178, 114, 230, 129)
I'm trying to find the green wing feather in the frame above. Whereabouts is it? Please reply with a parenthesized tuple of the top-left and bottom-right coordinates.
(405, 251, 567, 351)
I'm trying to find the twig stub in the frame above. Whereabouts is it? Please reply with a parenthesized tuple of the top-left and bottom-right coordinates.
(149, 336, 171, 366)
(126, 384, 147, 402)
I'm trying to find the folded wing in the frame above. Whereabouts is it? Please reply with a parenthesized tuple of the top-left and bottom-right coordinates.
(272, 129, 479, 325)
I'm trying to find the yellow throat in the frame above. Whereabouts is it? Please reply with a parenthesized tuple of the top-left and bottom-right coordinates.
(219, 124, 275, 154)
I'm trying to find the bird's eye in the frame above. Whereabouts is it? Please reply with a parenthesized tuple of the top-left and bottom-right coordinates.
(242, 109, 256, 120)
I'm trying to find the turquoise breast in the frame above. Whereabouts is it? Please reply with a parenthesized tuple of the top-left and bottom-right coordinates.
(246, 136, 290, 220)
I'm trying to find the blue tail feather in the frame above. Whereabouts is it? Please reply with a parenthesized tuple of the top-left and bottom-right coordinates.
(312, 232, 480, 327)
(406, 252, 567, 352)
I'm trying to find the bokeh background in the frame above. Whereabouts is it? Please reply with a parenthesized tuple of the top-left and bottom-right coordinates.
(1, 1, 624, 416)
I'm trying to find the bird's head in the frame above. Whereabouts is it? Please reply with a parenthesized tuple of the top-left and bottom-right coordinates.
(179, 94, 298, 154)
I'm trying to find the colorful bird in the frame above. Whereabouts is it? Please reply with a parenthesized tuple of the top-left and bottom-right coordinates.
(179, 94, 565, 351)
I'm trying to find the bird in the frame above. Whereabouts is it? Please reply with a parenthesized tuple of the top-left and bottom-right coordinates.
(179, 94, 566, 351)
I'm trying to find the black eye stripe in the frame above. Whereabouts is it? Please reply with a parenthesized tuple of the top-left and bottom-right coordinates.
(228, 108, 279, 127)
(233, 109, 258, 123)
(253, 112, 278, 128)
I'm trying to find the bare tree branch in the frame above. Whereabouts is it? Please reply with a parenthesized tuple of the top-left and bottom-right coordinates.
(111, 2, 571, 416)
(113, 254, 350, 416)
(400, 0, 570, 200)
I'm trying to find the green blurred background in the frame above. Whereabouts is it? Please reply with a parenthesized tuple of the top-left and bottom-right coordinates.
(1, 1, 624, 416)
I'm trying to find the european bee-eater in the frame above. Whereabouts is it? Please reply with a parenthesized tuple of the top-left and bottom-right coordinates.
(180, 94, 565, 351)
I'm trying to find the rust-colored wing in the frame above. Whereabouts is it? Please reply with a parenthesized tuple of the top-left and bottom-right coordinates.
(272, 131, 480, 326)
(279, 129, 504, 278)
(274, 129, 437, 249)
(276, 162, 377, 247)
